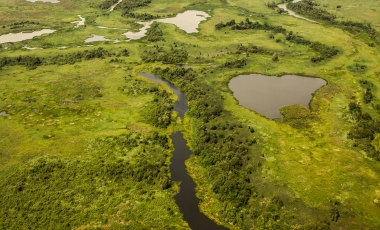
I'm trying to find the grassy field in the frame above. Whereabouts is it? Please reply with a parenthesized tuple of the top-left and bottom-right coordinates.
(314, 0, 380, 30)
(0, 0, 379, 229)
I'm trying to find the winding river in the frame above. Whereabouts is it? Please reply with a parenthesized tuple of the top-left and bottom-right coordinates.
(138, 73, 227, 230)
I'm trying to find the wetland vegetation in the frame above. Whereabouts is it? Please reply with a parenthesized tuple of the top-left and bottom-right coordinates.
(0, 0, 379, 229)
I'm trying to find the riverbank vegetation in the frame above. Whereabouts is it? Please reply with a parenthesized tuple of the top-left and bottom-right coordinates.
(0, 0, 379, 229)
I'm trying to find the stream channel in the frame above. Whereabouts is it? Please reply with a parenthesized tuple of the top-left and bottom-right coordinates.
(138, 73, 227, 230)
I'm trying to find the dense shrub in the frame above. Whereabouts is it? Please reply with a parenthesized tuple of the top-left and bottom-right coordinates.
(141, 46, 188, 64)
(0, 47, 128, 69)
(119, 75, 174, 128)
(98, 0, 119, 9)
(146, 22, 165, 42)
(236, 43, 274, 55)
(116, 0, 153, 18)
(222, 57, 247, 68)
(3, 20, 41, 29)
(142, 93, 173, 128)
(347, 102, 380, 160)
(359, 80, 375, 104)
(0, 131, 172, 229)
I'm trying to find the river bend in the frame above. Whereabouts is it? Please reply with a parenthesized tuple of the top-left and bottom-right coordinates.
(138, 72, 227, 230)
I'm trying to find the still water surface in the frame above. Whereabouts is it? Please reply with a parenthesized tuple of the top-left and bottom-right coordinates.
(123, 10, 210, 40)
(229, 74, 326, 119)
(0, 29, 56, 44)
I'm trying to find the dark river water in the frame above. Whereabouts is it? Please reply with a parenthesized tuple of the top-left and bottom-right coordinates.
(229, 74, 326, 119)
(138, 72, 227, 230)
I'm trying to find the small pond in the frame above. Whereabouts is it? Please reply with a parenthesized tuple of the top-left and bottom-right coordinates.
(156, 10, 210, 33)
(0, 111, 10, 117)
(71, 15, 85, 28)
(0, 29, 56, 44)
(229, 74, 326, 119)
(84, 34, 126, 43)
(122, 10, 210, 40)
(123, 21, 153, 40)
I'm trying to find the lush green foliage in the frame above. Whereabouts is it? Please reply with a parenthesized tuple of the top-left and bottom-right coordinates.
(236, 44, 275, 56)
(359, 80, 375, 104)
(142, 90, 173, 128)
(0, 47, 129, 69)
(347, 102, 380, 160)
(141, 46, 188, 64)
(0, 131, 183, 229)
(116, 0, 154, 19)
(152, 67, 223, 121)
(2, 20, 41, 30)
(221, 57, 247, 68)
(119, 74, 173, 128)
(98, 0, 119, 9)
(146, 22, 165, 42)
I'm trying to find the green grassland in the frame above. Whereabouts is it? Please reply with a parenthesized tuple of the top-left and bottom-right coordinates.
(313, 0, 380, 30)
(0, 0, 379, 229)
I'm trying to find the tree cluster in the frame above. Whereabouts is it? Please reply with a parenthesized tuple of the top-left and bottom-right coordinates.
(359, 80, 374, 104)
(122, 12, 157, 20)
(98, 0, 119, 9)
(221, 57, 247, 68)
(0, 47, 129, 69)
(215, 19, 237, 30)
(120, 75, 173, 128)
(117, 0, 152, 17)
(141, 45, 188, 64)
(142, 90, 173, 128)
(152, 67, 223, 121)
(146, 22, 165, 42)
(0, 131, 172, 229)
(236, 43, 274, 55)
(347, 102, 380, 160)
(3, 20, 40, 29)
